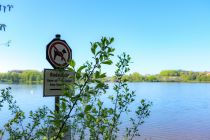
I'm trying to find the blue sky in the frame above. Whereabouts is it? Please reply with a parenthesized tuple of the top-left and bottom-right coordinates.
(0, 0, 210, 75)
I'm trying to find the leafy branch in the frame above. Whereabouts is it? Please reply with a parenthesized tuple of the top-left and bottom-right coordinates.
(0, 88, 50, 140)
(0, 37, 152, 140)
(0, 4, 14, 12)
(52, 37, 115, 139)
(0, 4, 14, 31)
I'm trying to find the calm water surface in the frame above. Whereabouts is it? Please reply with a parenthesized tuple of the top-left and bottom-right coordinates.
(1, 83, 210, 140)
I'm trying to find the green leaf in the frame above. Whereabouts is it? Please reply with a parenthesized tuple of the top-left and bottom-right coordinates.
(100, 125, 106, 133)
(61, 101, 66, 110)
(95, 71, 100, 78)
(78, 113, 84, 118)
(108, 108, 114, 114)
(69, 60, 76, 68)
(96, 58, 99, 64)
(84, 105, 92, 113)
(77, 65, 86, 73)
(102, 60, 113, 65)
(108, 95, 114, 101)
(91, 46, 95, 55)
(108, 47, 112, 53)
(110, 37, 114, 43)
(141, 99, 145, 104)
(48, 115, 55, 119)
(100, 73, 106, 78)
(97, 100, 103, 107)
(111, 48, 115, 52)
(68, 67, 75, 72)
(100, 55, 103, 61)
(92, 108, 98, 114)
(76, 73, 81, 79)
(91, 43, 97, 54)
(96, 82, 104, 89)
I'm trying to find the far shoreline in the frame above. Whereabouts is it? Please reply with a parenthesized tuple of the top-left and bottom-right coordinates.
(1, 81, 210, 85)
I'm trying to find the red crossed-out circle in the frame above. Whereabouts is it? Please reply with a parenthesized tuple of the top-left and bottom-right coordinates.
(48, 40, 71, 68)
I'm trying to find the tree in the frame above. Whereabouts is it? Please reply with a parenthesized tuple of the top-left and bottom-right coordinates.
(145, 75, 158, 82)
(0, 37, 151, 140)
(129, 72, 143, 82)
(0, 70, 43, 84)
(160, 70, 181, 77)
(0, 4, 14, 31)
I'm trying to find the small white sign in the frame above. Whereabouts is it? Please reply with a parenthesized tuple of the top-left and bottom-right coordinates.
(43, 69, 74, 96)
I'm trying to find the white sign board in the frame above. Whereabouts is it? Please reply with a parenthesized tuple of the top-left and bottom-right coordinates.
(43, 69, 74, 96)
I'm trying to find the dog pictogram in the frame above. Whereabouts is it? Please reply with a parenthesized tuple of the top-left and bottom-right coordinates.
(53, 47, 67, 62)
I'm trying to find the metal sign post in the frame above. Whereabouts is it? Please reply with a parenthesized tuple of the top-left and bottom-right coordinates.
(44, 34, 72, 112)
(55, 96, 60, 113)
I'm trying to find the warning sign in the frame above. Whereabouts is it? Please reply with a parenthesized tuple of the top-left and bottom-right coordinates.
(46, 35, 72, 69)
(43, 69, 74, 96)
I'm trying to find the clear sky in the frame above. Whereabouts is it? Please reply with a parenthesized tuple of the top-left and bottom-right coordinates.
(0, 0, 210, 75)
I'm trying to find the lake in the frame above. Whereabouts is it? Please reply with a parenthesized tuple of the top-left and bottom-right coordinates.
(1, 83, 210, 140)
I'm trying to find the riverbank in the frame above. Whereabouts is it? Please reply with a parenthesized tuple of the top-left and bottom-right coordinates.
(1, 69, 210, 84)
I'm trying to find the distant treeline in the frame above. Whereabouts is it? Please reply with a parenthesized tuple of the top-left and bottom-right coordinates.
(0, 70, 43, 84)
(1, 70, 210, 84)
(115, 70, 210, 82)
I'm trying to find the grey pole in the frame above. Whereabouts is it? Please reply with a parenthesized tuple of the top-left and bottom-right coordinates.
(55, 34, 61, 113)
